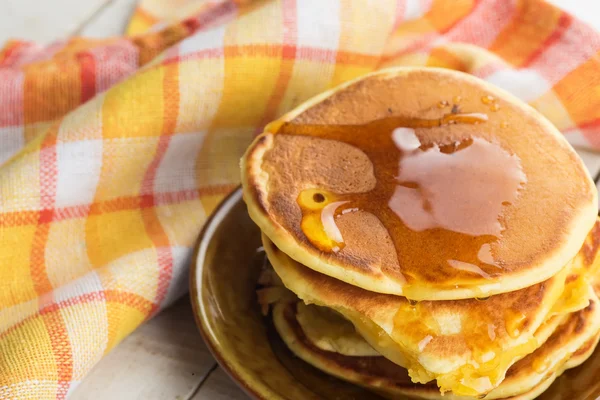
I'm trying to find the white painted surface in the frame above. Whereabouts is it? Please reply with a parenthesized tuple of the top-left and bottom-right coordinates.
(0, 1, 599, 400)
(191, 367, 248, 400)
(0, 0, 111, 45)
(79, 0, 139, 38)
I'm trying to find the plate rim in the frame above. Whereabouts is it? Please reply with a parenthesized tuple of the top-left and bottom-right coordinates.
(189, 185, 271, 400)
(188, 185, 600, 400)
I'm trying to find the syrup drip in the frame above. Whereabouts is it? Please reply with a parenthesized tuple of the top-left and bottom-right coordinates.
(504, 309, 528, 338)
(532, 356, 552, 373)
(268, 102, 542, 396)
(481, 95, 500, 112)
(281, 108, 527, 283)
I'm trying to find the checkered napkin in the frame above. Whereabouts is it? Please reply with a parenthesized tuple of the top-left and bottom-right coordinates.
(1, 0, 599, 398)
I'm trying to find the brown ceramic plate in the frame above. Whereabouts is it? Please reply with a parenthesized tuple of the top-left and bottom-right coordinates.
(190, 187, 600, 400)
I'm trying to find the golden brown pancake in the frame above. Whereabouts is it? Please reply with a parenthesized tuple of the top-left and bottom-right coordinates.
(295, 301, 379, 357)
(242, 67, 597, 300)
(272, 296, 600, 400)
(263, 219, 600, 396)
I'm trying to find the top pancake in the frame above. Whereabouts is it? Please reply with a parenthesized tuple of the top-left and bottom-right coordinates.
(242, 67, 597, 300)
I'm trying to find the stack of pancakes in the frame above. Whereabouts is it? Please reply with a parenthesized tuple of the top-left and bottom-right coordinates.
(240, 68, 600, 399)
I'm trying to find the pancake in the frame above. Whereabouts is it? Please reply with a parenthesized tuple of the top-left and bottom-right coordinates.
(242, 67, 597, 300)
(263, 219, 600, 396)
(272, 296, 600, 400)
(295, 301, 379, 357)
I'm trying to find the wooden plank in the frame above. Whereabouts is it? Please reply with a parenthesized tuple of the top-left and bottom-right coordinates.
(70, 297, 217, 400)
(0, 0, 111, 45)
(191, 367, 249, 400)
(79, 0, 138, 38)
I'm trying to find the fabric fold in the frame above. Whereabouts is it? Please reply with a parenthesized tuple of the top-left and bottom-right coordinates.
(1, 0, 599, 398)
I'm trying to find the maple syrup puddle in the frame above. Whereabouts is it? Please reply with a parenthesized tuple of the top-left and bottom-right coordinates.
(274, 109, 527, 284)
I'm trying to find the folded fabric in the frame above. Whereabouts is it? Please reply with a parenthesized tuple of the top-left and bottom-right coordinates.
(1, 0, 599, 398)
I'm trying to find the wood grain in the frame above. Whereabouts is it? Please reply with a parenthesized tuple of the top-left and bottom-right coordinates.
(191, 367, 249, 400)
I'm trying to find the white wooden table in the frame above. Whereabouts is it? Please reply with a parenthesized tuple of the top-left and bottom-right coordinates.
(1, 1, 599, 399)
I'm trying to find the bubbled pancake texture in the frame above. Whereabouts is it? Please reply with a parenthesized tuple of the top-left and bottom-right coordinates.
(246, 69, 596, 294)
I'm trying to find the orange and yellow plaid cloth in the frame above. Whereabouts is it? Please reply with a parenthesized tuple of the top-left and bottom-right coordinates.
(1, 0, 600, 398)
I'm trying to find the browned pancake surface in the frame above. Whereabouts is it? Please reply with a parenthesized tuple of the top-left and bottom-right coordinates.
(244, 68, 597, 297)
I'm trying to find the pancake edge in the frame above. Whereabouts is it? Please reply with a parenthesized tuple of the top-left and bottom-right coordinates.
(241, 66, 598, 300)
